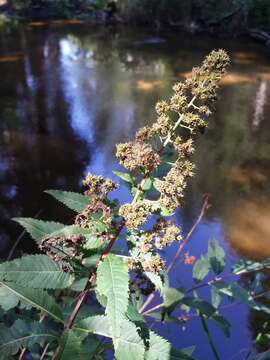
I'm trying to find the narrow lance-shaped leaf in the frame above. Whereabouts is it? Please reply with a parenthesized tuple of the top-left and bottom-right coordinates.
(0, 255, 74, 289)
(0, 282, 63, 323)
(46, 190, 90, 213)
(13, 218, 65, 244)
(13, 218, 101, 245)
(96, 255, 129, 342)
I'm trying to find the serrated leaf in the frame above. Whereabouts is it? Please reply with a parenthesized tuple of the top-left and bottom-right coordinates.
(13, 218, 65, 244)
(0, 320, 57, 355)
(192, 256, 210, 283)
(0, 255, 74, 289)
(146, 332, 170, 360)
(0, 282, 63, 322)
(145, 271, 164, 293)
(76, 316, 145, 360)
(146, 332, 194, 360)
(96, 255, 129, 341)
(207, 239, 225, 275)
(113, 171, 135, 184)
(56, 331, 85, 360)
(46, 190, 90, 213)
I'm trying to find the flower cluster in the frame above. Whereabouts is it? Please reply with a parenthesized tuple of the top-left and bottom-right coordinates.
(116, 50, 229, 272)
(153, 218, 182, 249)
(39, 234, 86, 271)
(126, 219, 181, 273)
(119, 202, 152, 229)
(116, 141, 160, 174)
(83, 173, 118, 198)
(155, 161, 194, 212)
(173, 137, 195, 158)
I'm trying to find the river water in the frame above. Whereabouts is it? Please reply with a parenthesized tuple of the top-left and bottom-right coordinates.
(1, 22, 270, 359)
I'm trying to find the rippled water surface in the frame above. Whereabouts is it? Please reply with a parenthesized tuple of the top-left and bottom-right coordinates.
(1, 22, 270, 359)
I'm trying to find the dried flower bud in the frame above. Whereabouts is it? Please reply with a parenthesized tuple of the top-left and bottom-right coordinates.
(184, 253, 196, 265)
(135, 126, 155, 141)
(83, 173, 118, 197)
(155, 100, 170, 116)
(170, 93, 188, 113)
(142, 254, 165, 273)
(116, 141, 160, 173)
(173, 137, 195, 157)
(119, 202, 152, 229)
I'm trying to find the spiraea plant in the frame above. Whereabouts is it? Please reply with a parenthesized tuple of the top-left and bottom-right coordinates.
(1, 50, 270, 360)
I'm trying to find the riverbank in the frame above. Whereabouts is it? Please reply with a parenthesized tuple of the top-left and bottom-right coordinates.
(1, 8, 270, 50)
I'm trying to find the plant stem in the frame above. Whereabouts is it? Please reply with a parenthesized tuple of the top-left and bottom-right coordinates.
(199, 311, 221, 360)
(139, 195, 209, 314)
(40, 343, 50, 360)
(52, 220, 125, 359)
(167, 194, 209, 273)
(163, 94, 197, 147)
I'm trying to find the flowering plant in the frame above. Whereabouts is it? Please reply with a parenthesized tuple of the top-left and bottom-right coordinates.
(0, 50, 270, 360)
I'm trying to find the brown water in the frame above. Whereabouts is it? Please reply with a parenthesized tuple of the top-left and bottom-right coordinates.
(1, 22, 270, 358)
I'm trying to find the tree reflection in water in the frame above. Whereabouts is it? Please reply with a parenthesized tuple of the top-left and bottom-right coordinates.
(1, 23, 270, 357)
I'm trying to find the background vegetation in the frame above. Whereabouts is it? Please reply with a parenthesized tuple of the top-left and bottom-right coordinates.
(2, 0, 270, 30)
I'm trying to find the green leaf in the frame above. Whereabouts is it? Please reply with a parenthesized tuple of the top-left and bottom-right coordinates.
(146, 332, 171, 360)
(211, 286, 222, 309)
(0, 282, 63, 322)
(76, 316, 145, 360)
(96, 254, 129, 342)
(182, 297, 216, 318)
(252, 350, 270, 360)
(0, 255, 74, 289)
(141, 178, 152, 191)
(113, 171, 135, 184)
(209, 314, 230, 337)
(145, 271, 165, 293)
(46, 190, 90, 213)
(163, 288, 184, 308)
(0, 284, 19, 310)
(207, 239, 225, 275)
(192, 255, 210, 283)
(13, 218, 65, 244)
(232, 258, 270, 274)
(13, 218, 97, 245)
(83, 236, 103, 250)
(0, 320, 57, 355)
(146, 332, 194, 360)
(56, 331, 86, 360)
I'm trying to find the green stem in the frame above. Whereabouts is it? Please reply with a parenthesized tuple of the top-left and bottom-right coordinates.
(131, 178, 147, 204)
(199, 312, 221, 360)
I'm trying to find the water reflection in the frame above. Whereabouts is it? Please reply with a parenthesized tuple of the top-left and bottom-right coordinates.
(1, 24, 270, 357)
